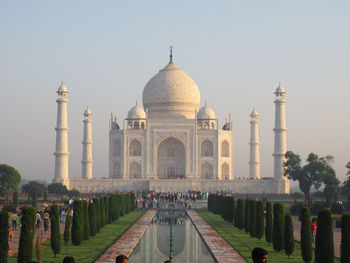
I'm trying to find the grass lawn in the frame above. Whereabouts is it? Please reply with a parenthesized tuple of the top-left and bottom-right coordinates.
(197, 210, 340, 263)
(8, 210, 145, 263)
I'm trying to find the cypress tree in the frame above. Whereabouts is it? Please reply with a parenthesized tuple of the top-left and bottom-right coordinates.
(13, 190, 18, 211)
(64, 209, 71, 245)
(94, 198, 101, 233)
(300, 207, 312, 263)
(0, 211, 9, 263)
(250, 200, 257, 238)
(256, 200, 265, 240)
(265, 202, 273, 244)
(284, 212, 294, 258)
(71, 200, 83, 246)
(130, 192, 135, 211)
(273, 202, 284, 251)
(104, 196, 109, 223)
(89, 202, 96, 236)
(244, 199, 251, 233)
(100, 197, 105, 227)
(120, 194, 125, 217)
(50, 204, 60, 257)
(83, 201, 90, 240)
(125, 194, 130, 214)
(230, 197, 235, 224)
(116, 195, 120, 219)
(341, 214, 350, 263)
(236, 199, 245, 230)
(18, 206, 36, 263)
(108, 196, 113, 223)
(315, 209, 334, 263)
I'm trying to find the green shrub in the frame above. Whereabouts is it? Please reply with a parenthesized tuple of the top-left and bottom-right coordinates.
(88, 202, 96, 236)
(0, 211, 9, 263)
(244, 199, 251, 233)
(300, 207, 312, 263)
(50, 204, 60, 257)
(273, 203, 284, 252)
(265, 202, 273, 244)
(236, 199, 245, 230)
(94, 198, 101, 233)
(71, 200, 83, 246)
(315, 209, 334, 263)
(341, 214, 350, 263)
(256, 200, 264, 240)
(18, 206, 36, 263)
(100, 197, 105, 227)
(289, 202, 304, 216)
(64, 209, 71, 245)
(284, 212, 294, 258)
(83, 201, 90, 240)
(250, 200, 257, 238)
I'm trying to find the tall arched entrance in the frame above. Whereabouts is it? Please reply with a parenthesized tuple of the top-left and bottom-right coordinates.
(157, 137, 186, 179)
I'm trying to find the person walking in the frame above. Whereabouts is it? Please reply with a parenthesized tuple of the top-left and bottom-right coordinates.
(311, 218, 317, 242)
(11, 212, 18, 230)
(35, 211, 41, 229)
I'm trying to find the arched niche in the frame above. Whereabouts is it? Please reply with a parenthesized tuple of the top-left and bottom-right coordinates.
(221, 140, 230, 157)
(129, 139, 142, 156)
(113, 140, 121, 157)
(112, 162, 122, 179)
(201, 140, 213, 157)
(222, 162, 229, 179)
(129, 162, 141, 179)
(157, 137, 186, 179)
(201, 162, 213, 179)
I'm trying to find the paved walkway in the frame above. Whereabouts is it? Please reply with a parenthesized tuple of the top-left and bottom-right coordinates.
(95, 210, 157, 263)
(187, 210, 247, 263)
(293, 219, 341, 258)
(9, 223, 65, 257)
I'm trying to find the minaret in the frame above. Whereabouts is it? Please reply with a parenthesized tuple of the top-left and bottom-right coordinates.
(82, 107, 93, 179)
(54, 82, 69, 181)
(249, 108, 260, 179)
(273, 82, 287, 179)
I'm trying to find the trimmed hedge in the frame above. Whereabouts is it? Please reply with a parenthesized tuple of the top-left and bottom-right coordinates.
(315, 209, 334, 263)
(300, 207, 312, 263)
(273, 202, 284, 252)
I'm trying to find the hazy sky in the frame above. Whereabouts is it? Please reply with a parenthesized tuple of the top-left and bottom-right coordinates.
(1, 1, 349, 185)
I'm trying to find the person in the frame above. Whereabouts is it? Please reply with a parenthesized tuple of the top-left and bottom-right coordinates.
(8, 228, 14, 251)
(252, 247, 268, 263)
(62, 256, 75, 263)
(115, 254, 128, 263)
(311, 218, 317, 242)
(11, 212, 18, 230)
(35, 211, 41, 229)
(44, 210, 50, 231)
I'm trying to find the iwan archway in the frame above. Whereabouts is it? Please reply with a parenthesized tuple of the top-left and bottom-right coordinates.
(157, 137, 186, 179)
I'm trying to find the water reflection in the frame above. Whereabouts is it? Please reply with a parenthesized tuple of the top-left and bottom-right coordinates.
(129, 210, 215, 263)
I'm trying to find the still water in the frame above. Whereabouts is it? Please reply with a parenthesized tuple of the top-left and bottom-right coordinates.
(129, 210, 215, 263)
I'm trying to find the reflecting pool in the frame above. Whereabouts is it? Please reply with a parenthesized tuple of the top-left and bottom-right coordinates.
(129, 210, 215, 263)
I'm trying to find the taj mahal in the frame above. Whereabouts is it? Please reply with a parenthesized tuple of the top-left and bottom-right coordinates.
(54, 49, 290, 194)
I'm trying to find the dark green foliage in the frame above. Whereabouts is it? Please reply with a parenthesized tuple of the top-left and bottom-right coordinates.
(284, 212, 294, 257)
(250, 200, 257, 238)
(71, 200, 83, 246)
(50, 204, 61, 257)
(244, 199, 251, 233)
(341, 214, 350, 263)
(0, 211, 9, 263)
(18, 206, 36, 263)
(130, 192, 136, 212)
(64, 210, 71, 245)
(236, 199, 245, 230)
(289, 202, 304, 216)
(0, 164, 21, 203)
(21, 181, 46, 207)
(88, 202, 96, 236)
(255, 201, 264, 240)
(300, 207, 312, 263)
(120, 194, 125, 217)
(125, 194, 130, 214)
(108, 196, 113, 223)
(48, 182, 68, 201)
(116, 195, 120, 220)
(13, 190, 18, 210)
(103, 196, 109, 224)
(94, 198, 101, 233)
(273, 203, 284, 251)
(83, 201, 90, 240)
(44, 190, 48, 202)
(100, 197, 105, 227)
(315, 209, 334, 263)
(265, 202, 273, 244)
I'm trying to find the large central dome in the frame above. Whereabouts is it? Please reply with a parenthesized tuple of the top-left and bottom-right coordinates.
(142, 58, 200, 119)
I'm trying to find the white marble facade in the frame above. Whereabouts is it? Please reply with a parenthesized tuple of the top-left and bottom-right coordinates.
(55, 51, 290, 194)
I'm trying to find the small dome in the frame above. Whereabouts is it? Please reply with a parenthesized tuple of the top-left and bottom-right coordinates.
(250, 108, 258, 117)
(84, 107, 92, 116)
(127, 103, 146, 119)
(197, 104, 216, 119)
(275, 82, 285, 94)
(57, 82, 68, 94)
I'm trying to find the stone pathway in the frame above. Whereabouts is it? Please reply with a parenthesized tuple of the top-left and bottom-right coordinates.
(293, 219, 341, 258)
(95, 210, 157, 263)
(9, 223, 65, 257)
(187, 210, 247, 263)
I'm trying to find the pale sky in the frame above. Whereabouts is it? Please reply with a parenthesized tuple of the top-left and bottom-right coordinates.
(0, 1, 349, 185)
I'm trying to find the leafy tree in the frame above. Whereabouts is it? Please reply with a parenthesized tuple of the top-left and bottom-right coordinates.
(250, 200, 257, 238)
(284, 212, 295, 258)
(43, 190, 48, 202)
(0, 211, 9, 263)
(323, 169, 340, 206)
(64, 209, 71, 245)
(83, 201, 90, 240)
(256, 200, 264, 240)
(0, 164, 21, 203)
(71, 200, 83, 246)
(315, 209, 334, 263)
(50, 204, 60, 257)
(21, 181, 46, 207)
(265, 202, 273, 244)
(48, 182, 68, 201)
(284, 151, 335, 206)
(67, 188, 80, 198)
(341, 214, 350, 263)
(18, 206, 36, 263)
(13, 190, 18, 210)
(300, 207, 312, 263)
(273, 203, 284, 252)
(88, 202, 96, 236)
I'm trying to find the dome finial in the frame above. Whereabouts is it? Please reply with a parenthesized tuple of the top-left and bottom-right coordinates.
(136, 100, 138, 106)
(169, 45, 173, 63)
(205, 100, 207, 107)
